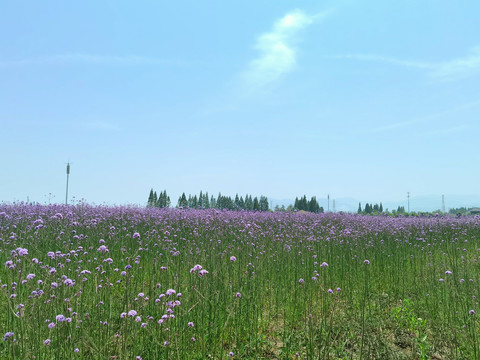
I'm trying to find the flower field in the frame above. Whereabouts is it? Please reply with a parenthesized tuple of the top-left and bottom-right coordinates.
(1, 204, 480, 359)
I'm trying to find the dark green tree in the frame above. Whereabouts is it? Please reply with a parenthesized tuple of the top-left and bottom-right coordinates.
(148, 189, 154, 207)
(253, 197, 260, 211)
(177, 193, 188, 208)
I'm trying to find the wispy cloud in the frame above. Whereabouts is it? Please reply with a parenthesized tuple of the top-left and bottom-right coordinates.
(0, 53, 189, 67)
(242, 10, 327, 89)
(432, 46, 480, 80)
(368, 99, 480, 133)
(422, 125, 468, 136)
(334, 46, 480, 81)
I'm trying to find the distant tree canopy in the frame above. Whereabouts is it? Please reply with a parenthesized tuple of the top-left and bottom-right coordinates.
(147, 189, 269, 211)
(294, 195, 324, 213)
(357, 202, 384, 214)
(147, 189, 171, 208)
(449, 207, 468, 215)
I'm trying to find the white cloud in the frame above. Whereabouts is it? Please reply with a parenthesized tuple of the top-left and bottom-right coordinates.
(432, 46, 480, 80)
(368, 100, 480, 133)
(334, 46, 480, 81)
(242, 10, 325, 89)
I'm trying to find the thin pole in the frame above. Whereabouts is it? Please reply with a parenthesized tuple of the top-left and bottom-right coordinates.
(66, 163, 70, 205)
(407, 192, 410, 213)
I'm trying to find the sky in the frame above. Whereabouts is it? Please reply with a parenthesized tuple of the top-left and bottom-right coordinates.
(1, 0, 479, 208)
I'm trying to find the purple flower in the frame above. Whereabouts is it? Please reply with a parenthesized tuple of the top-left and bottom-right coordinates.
(364, 260, 370, 265)
(166, 289, 176, 296)
(320, 262, 329, 267)
(26, 273, 35, 280)
(120, 312, 127, 318)
(336, 287, 341, 292)
(299, 278, 304, 284)
(17, 248, 28, 256)
(198, 269, 209, 276)
(128, 310, 137, 317)
(56, 314, 66, 322)
(43, 339, 51, 346)
(188, 322, 194, 327)
(230, 256, 237, 262)
(470, 310, 476, 315)
(228, 352, 234, 357)
(74, 348, 79, 353)
(133, 232, 140, 239)
(3, 332, 14, 341)
(328, 288, 333, 294)
(236, 292, 242, 298)
(63, 278, 75, 287)
(97, 245, 109, 253)
(445, 270, 452, 275)
(48, 322, 55, 329)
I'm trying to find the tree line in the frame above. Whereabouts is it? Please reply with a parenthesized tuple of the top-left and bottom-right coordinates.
(293, 196, 323, 213)
(357, 202, 384, 214)
(147, 189, 270, 211)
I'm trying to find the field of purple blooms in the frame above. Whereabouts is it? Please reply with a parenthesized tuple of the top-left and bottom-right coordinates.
(1, 204, 480, 359)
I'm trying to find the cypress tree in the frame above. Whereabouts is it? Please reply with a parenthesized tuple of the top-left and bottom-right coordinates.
(239, 196, 245, 210)
(148, 189, 154, 207)
(253, 197, 260, 211)
(204, 192, 210, 209)
(178, 193, 188, 208)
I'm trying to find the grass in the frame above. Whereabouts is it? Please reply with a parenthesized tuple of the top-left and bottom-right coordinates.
(1, 204, 479, 359)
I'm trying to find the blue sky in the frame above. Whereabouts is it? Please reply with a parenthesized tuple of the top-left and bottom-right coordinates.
(1, 0, 479, 207)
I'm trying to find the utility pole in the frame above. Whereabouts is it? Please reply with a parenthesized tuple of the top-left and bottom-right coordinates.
(333, 199, 336, 213)
(407, 192, 410, 213)
(442, 194, 445, 213)
(327, 194, 330, 212)
(65, 162, 70, 205)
